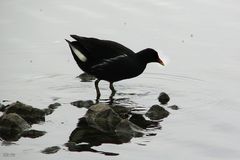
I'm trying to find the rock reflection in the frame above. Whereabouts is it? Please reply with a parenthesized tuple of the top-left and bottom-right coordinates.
(65, 142, 119, 156)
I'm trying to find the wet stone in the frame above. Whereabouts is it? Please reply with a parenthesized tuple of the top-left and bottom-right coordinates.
(41, 146, 61, 154)
(85, 103, 122, 133)
(71, 100, 94, 109)
(76, 72, 96, 82)
(129, 114, 159, 129)
(77, 117, 88, 126)
(69, 103, 146, 147)
(21, 129, 46, 138)
(4, 101, 45, 124)
(0, 113, 31, 141)
(48, 102, 61, 110)
(168, 105, 179, 110)
(0, 103, 7, 112)
(145, 105, 170, 120)
(42, 102, 61, 115)
(111, 105, 131, 119)
(158, 92, 170, 104)
(115, 119, 144, 138)
(43, 108, 54, 115)
(69, 121, 124, 146)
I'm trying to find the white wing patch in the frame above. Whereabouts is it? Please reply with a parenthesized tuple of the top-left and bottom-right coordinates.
(71, 45, 87, 62)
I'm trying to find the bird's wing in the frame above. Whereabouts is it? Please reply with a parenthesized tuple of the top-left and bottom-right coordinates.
(70, 35, 135, 60)
(90, 55, 143, 81)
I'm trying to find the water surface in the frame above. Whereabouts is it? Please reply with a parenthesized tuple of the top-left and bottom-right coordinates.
(1, 0, 240, 159)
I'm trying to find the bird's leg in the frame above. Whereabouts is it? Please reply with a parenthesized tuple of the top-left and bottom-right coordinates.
(95, 79, 101, 102)
(109, 82, 116, 101)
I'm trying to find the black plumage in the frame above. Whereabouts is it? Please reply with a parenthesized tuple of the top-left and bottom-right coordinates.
(66, 35, 164, 100)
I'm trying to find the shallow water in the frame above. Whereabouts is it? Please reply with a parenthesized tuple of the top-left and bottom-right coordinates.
(1, 0, 240, 159)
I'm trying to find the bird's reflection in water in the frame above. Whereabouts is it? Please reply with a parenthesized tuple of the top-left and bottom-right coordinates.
(67, 99, 164, 156)
(96, 91, 150, 105)
(96, 96, 137, 106)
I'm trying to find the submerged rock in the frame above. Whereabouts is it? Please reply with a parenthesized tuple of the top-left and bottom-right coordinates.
(43, 108, 54, 115)
(43, 102, 61, 115)
(21, 129, 46, 138)
(168, 105, 179, 110)
(115, 119, 144, 138)
(4, 101, 45, 124)
(41, 146, 61, 154)
(48, 102, 61, 110)
(129, 114, 159, 129)
(76, 72, 96, 82)
(0, 113, 31, 141)
(71, 100, 94, 109)
(158, 92, 170, 104)
(145, 105, 169, 120)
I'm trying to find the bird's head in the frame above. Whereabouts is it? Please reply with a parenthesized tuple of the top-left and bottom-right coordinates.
(138, 48, 164, 66)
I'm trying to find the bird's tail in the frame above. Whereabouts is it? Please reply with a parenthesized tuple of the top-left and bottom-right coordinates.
(65, 39, 71, 44)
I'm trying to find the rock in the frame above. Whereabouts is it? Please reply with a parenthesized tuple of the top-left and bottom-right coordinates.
(21, 129, 46, 138)
(0, 113, 31, 141)
(69, 117, 133, 146)
(69, 104, 145, 146)
(41, 146, 61, 154)
(85, 103, 122, 132)
(4, 101, 45, 124)
(48, 102, 61, 110)
(77, 117, 88, 126)
(115, 119, 144, 138)
(76, 72, 96, 82)
(145, 105, 169, 120)
(43, 108, 54, 115)
(129, 114, 159, 129)
(168, 105, 179, 110)
(42, 102, 61, 115)
(71, 100, 94, 109)
(0, 103, 7, 112)
(69, 103, 149, 147)
(111, 105, 131, 119)
(158, 92, 170, 104)
(69, 120, 125, 146)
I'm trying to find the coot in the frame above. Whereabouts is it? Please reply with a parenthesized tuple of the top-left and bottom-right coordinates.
(66, 35, 164, 100)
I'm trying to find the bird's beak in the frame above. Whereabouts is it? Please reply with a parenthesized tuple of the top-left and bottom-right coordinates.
(158, 58, 164, 66)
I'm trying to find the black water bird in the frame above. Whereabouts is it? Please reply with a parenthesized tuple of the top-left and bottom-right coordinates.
(66, 35, 164, 100)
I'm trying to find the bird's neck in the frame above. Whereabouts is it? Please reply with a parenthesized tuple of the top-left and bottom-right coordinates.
(136, 50, 152, 64)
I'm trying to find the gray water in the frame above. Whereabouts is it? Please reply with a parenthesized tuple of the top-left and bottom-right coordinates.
(1, 0, 240, 159)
